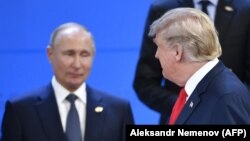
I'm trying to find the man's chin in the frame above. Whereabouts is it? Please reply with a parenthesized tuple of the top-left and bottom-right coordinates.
(67, 81, 83, 91)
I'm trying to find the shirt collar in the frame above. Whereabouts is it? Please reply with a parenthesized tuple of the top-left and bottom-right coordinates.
(185, 58, 219, 97)
(52, 76, 87, 104)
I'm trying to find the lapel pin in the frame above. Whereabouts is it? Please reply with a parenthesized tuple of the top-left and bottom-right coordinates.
(224, 6, 234, 12)
(189, 101, 194, 108)
(95, 106, 103, 113)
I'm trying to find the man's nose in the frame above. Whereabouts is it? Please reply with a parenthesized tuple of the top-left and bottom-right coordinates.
(72, 56, 81, 68)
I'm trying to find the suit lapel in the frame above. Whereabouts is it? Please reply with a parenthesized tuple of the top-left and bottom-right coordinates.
(84, 86, 106, 141)
(176, 62, 226, 124)
(175, 91, 201, 124)
(215, 0, 235, 42)
(35, 84, 67, 141)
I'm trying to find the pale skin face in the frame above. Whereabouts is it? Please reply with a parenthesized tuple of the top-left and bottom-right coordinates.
(154, 31, 184, 86)
(47, 28, 94, 92)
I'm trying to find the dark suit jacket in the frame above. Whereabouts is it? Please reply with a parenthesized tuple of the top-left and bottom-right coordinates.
(1, 84, 134, 141)
(175, 61, 250, 124)
(133, 0, 250, 124)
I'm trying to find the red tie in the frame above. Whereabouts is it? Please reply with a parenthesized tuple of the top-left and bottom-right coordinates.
(169, 88, 187, 125)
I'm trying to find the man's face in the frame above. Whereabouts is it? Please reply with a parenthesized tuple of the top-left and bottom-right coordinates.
(47, 29, 94, 92)
(154, 32, 178, 83)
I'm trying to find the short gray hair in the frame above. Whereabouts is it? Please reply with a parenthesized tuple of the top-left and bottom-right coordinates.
(49, 22, 95, 52)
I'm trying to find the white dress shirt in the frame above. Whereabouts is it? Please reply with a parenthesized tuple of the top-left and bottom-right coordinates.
(52, 76, 86, 140)
(193, 0, 218, 22)
(185, 58, 219, 101)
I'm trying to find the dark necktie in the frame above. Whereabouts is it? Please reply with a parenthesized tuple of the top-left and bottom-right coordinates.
(168, 88, 187, 125)
(199, 0, 211, 15)
(66, 94, 82, 141)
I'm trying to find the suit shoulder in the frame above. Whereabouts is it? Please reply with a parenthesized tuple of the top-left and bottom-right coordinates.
(208, 67, 249, 95)
(7, 85, 49, 106)
(231, 0, 250, 13)
(87, 87, 130, 105)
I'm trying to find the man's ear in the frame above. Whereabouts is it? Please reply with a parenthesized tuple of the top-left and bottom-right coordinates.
(47, 45, 53, 63)
(175, 43, 183, 61)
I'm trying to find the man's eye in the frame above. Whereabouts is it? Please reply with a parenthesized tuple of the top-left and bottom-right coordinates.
(81, 52, 90, 57)
(63, 52, 74, 56)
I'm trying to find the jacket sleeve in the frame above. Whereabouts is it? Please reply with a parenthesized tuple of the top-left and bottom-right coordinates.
(1, 101, 22, 141)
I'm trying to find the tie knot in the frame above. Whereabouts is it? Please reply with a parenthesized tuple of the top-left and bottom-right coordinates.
(66, 94, 78, 104)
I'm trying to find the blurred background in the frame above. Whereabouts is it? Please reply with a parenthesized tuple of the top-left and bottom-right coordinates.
(0, 0, 159, 130)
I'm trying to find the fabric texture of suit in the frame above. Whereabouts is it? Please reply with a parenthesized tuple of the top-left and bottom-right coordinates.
(175, 61, 250, 124)
(1, 84, 134, 141)
(133, 0, 250, 124)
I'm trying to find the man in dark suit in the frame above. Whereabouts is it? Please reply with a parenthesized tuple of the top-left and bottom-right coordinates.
(1, 22, 134, 141)
(149, 7, 250, 124)
(133, 0, 250, 124)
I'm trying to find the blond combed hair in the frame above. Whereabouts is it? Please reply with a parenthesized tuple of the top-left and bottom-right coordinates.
(149, 8, 222, 62)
